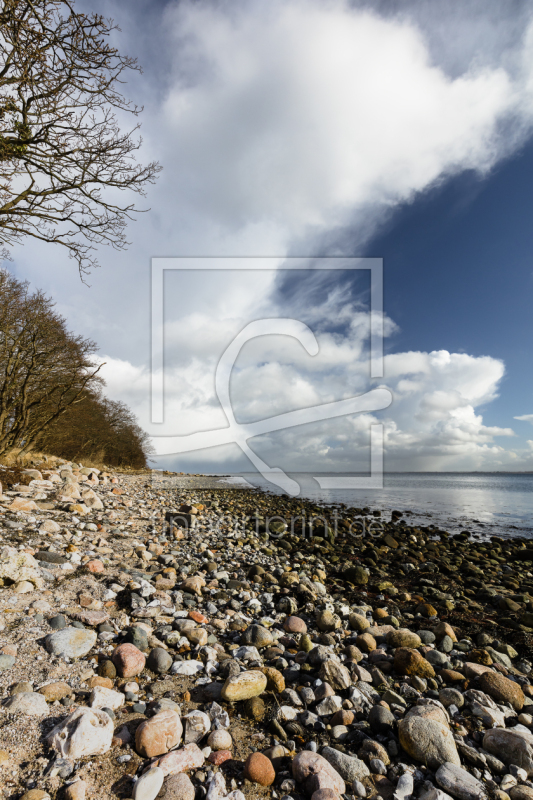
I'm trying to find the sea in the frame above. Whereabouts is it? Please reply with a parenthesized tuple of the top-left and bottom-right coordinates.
(215, 472, 533, 540)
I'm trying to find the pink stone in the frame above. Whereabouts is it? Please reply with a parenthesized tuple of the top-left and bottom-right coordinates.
(71, 609, 110, 626)
(208, 750, 232, 766)
(8, 497, 39, 512)
(312, 791, 342, 800)
(292, 752, 345, 796)
(112, 643, 146, 678)
(188, 610, 208, 624)
(136, 711, 183, 759)
(85, 559, 104, 574)
(283, 616, 307, 634)
(464, 662, 493, 679)
(156, 742, 204, 775)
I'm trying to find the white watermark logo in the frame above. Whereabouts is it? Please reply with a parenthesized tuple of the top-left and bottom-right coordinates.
(151, 258, 391, 496)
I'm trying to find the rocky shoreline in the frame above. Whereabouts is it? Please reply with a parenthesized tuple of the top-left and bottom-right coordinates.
(1, 460, 533, 800)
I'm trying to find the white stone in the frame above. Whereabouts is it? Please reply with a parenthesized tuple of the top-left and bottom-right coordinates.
(80, 488, 104, 510)
(394, 772, 414, 800)
(278, 706, 299, 721)
(316, 695, 343, 716)
(39, 520, 62, 534)
(89, 686, 125, 711)
(419, 787, 454, 800)
(133, 767, 164, 800)
(0, 546, 43, 589)
(171, 660, 204, 676)
(206, 772, 226, 800)
(47, 707, 114, 758)
(501, 775, 518, 792)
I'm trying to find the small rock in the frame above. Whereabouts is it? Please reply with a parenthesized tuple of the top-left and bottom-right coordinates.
(398, 716, 460, 770)
(221, 670, 267, 702)
(319, 661, 352, 691)
(208, 730, 232, 751)
(293, 750, 346, 795)
(184, 710, 211, 744)
(244, 752, 276, 786)
(321, 747, 370, 783)
(135, 710, 183, 758)
(89, 686, 124, 711)
(147, 647, 172, 674)
(245, 696, 265, 720)
(387, 629, 422, 648)
(156, 743, 205, 775)
(3, 691, 49, 715)
(45, 628, 97, 659)
(47, 707, 113, 758)
(394, 648, 435, 679)
(483, 728, 533, 776)
(133, 767, 164, 800)
(241, 624, 273, 649)
(85, 559, 104, 573)
(478, 672, 525, 712)
(65, 780, 87, 800)
(284, 616, 307, 634)
(436, 762, 488, 800)
(112, 643, 146, 677)
(158, 773, 196, 800)
(39, 682, 73, 702)
(0, 654, 16, 671)
(316, 610, 341, 632)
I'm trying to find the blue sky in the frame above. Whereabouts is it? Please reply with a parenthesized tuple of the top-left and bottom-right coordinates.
(363, 136, 533, 441)
(8, 0, 533, 473)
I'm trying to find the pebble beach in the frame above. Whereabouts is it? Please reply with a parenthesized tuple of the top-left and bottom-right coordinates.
(1, 460, 533, 800)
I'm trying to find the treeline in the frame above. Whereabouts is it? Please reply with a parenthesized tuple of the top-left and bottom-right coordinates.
(0, 270, 152, 468)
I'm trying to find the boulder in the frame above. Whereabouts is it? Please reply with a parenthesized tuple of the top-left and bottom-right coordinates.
(136, 710, 183, 758)
(394, 648, 435, 679)
(47, 707, 113, 758)
(398, 716, 460, 770)
(483, 728, 533, 776)
(45, 628, 97, 659)
(478, 671, 524, 712)
(436, 763, 488, 800)
(221, 670, 267, 702)
(321, 747, 370, 783)
(292, 751, 346, 796)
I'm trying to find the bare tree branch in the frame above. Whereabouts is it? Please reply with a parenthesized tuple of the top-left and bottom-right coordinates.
(0, 0, 161, 274)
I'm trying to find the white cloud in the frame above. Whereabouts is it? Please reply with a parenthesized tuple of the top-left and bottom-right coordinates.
(515, 414, 533, 424)
(8, 0, 533, 473)
(158, 0, 533, 251)
(97, 289, 519, 473)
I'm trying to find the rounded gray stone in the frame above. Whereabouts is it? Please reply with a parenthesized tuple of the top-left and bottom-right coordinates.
(158, 773, 195, 800)
(321, 746, 370, 783)
(0, 654, 15, 671)
(45, 627, 97, 658)
(147, 647, 172, 674)
(3, 691, 49, 716)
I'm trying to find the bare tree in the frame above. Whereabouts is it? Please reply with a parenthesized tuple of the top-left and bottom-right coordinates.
(0, 269, 103, 455)
(0, 0, 161, 274)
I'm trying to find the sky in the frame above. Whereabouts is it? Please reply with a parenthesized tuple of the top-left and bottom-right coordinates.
(7, 0, 533, 475)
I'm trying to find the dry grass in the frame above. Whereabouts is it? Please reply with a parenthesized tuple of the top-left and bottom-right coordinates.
(1, 448, 152, 475)
(0, 448, 63, 467)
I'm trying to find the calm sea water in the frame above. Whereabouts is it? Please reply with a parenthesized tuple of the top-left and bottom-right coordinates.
(217, 472, 533, 540)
